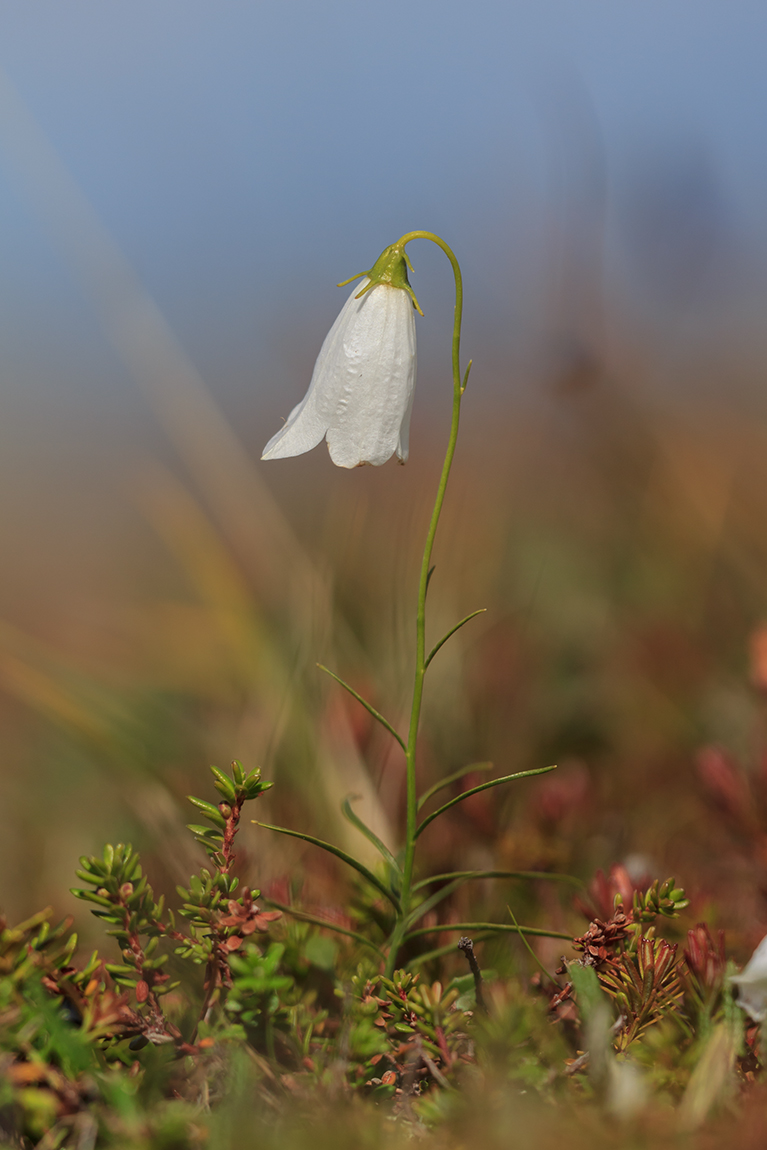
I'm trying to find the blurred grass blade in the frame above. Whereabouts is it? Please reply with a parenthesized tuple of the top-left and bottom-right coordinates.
(416, 766, 557, 837)
(678, 1023, 738, 1130)
(416, 762, 493, 812)
(341, 796, 402, 875)
(318, 665, 406, 752)
(424, 608, 486, 670)
(255, 822, 400, 910)
(0, 622, 117, 748)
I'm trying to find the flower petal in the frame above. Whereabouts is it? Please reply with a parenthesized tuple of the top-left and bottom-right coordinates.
(262, 277, 417, 468)
(396, 374, 416, 464)
(261, 279, 373, 461)
(325, 284, 416, 468)
(732, 933, 767, 1020)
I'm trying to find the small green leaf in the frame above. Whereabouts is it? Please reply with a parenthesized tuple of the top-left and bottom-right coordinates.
(74, 869, 101, 885)
(187, 824, 225, 842)
(245, 779, 273, 799)
(186, 796, 227, 829)
(70, 889, 114, 909)
(210, 765, 238, 802)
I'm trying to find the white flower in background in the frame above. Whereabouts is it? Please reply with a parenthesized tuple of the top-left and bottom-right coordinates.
(731, 934, 767, 1021)
(262, 243, 420, 468)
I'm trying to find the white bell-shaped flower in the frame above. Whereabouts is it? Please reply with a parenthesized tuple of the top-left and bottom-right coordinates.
(732, 934, 767, 1021)
(262, 245, 419, 468)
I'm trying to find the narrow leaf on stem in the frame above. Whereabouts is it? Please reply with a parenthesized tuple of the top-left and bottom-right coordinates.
(417, 762, 493, 812)
(424, 608, 486, 670)
(416, 765, 557, 837)
(412, 869, 583, 892)
(341, 795, 402, 875)
(186, 796, 227, 829)
(209, 765, 237, 802)
(255, 821, 400, 911)
(403, 921, 572, 943)
(317, 664, 406, 753)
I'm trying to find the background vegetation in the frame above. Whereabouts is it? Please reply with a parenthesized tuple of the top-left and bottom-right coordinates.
(3, 3, 767, 1144)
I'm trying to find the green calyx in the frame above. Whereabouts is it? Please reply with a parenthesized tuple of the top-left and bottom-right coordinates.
(338, 241, 423, 315)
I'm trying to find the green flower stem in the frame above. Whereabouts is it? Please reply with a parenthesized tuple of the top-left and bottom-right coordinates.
(385, 230, 467, 978)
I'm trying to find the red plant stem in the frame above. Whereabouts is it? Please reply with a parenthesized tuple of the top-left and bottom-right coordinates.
(195, 799, 244, 1031)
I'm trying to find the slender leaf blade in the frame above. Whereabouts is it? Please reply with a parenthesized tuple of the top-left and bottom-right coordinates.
(417, 762, 493, 812)
(424, 608, 486, 670)
(255, 822, 400, 910)
(405, 868, 581, 929)
(404, 921, 572, 942)
(342, 796, 402, 875)
(412, 869, 583, 892)
(415, 765, 557, 837)
(317, 664, 406, 752)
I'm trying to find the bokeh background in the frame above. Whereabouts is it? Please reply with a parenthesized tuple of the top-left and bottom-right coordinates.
(2, 1, 767, 959)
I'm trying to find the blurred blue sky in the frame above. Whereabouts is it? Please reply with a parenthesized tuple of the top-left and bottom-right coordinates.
(1, 1, 766, 406)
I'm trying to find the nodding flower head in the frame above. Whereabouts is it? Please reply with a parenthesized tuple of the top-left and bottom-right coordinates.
(261, 242, 421, 468)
